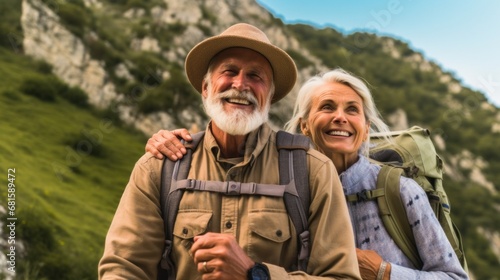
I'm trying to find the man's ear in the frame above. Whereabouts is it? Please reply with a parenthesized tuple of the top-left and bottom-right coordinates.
(201, 80, 208, 98)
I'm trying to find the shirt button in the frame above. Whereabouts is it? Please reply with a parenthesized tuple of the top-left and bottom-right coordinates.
(225, 221, 232, 229)
(182, 228, 188, 235)
(276, 230, 282, 237)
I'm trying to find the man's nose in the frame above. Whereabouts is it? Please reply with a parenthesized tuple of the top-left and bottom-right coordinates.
(232, 73, 249, 91)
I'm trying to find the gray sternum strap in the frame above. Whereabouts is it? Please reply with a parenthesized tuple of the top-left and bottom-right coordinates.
(171, 178, 299, 198)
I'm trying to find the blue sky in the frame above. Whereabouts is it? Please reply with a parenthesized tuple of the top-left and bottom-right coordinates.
(256, 0, 500, 107)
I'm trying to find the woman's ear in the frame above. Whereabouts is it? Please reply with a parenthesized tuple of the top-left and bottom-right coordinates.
(364, 121, 371, 141)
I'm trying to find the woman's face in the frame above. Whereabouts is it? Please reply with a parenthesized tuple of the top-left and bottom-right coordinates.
(301, 81, 369, 164)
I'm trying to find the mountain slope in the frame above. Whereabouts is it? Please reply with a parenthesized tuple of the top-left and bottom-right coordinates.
(1, 0, 499, 279)
(0, 47, 146, 278)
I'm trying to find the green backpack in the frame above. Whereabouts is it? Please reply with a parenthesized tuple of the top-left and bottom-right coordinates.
(346, 126, 468, 272)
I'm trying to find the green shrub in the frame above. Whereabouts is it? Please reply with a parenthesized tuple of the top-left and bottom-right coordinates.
(66, 86, 89, 107)
(196, 23, 213, 37)
(96, 106, 123, 127)
(287, 49, 314, 69)
(20, 75, 57, 102)
(2, 89, 21, 101)
(126, 0, 148, 9)
(132, 22, 149, 39)
(14, 209, 57, 279)
(62, 86, 89, 108)
(86, 39, 108, 61)
(34, 59, 53, 74)
(57, 2, 90, 37)
(167, 22, 187, 35)
(21, 74, 89, 107)
(107, 0, 128, 4)
(86, 38, 122, 68)
(0, 0, 22, 49)
(63, 132, 107, 158)
(137, 67, 199, 115)
(50, 76, 89, 107)
(201, 6, 217, 24)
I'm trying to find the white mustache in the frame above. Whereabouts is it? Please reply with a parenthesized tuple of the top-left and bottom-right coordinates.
(217, 89, 258, 105)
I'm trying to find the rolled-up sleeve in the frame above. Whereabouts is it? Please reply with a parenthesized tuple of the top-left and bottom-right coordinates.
(99, 153, 165, 280)
(390, 177, 469, 279)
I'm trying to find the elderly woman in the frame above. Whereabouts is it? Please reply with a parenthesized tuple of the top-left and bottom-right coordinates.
(146, 68, 468, 279)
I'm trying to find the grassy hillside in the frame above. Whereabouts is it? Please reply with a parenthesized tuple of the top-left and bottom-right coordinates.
(0, 47, 146, 279)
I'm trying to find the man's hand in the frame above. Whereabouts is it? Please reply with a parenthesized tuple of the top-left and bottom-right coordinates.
(145, 129, 192, 160)
(190, 233, 255, 280)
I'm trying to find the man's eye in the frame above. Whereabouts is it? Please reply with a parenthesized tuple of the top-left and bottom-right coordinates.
(249, 73, 262, 80)
(223, 70, 237, 75)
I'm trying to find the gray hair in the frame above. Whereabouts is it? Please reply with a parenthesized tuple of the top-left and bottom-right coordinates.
(284, 68, 391, 156)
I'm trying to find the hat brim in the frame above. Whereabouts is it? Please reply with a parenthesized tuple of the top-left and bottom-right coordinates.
(185, 35, 297, 104)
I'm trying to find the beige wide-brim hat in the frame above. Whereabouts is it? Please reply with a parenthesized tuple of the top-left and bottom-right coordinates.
(185, 23, 297, 104)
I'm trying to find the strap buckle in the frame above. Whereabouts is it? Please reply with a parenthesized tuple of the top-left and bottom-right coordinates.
(226, 181, 241, 195)
(357, 189, 369, 201)
(187, 179, 196, 190)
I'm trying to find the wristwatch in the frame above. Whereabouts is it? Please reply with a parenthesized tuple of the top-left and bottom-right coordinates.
(247, 262, 270, 280)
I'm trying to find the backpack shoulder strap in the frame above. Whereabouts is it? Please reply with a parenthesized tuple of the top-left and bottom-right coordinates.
(158, 131, 205, 280)
(376, 164, 423, 269)
(276, 130, 310, 271)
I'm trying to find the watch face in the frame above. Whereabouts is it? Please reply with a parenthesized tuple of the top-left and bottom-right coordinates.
(251, 264, 269, 280)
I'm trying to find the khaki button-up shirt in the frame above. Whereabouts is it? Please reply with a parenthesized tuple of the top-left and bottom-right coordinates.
(99, 123, 361, 279)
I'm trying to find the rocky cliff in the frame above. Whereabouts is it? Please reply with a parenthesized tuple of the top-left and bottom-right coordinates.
(21, 0, 326, 135)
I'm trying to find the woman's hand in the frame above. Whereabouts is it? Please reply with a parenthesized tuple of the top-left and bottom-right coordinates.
(357, 248, 391, 280)
(145, 128, 192, 160)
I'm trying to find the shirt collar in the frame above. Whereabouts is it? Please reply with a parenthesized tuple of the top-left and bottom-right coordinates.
(203, 121, 273, 166)
(339, 155, 367, 187)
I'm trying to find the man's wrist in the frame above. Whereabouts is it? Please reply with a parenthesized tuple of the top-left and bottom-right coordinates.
(247, 262, 270, 280)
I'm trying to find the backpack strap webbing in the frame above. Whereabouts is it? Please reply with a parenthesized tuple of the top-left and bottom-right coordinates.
(158, 130, 311, 276)
(158, 131, 205, 280)
(169, 179, 297, 197)
(376, 165, 423, 269)
(276, 130, 310, 272)
(345, 188, 385, 202)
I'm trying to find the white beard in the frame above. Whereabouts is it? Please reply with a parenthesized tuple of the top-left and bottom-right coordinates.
(203, 84, 271, 135)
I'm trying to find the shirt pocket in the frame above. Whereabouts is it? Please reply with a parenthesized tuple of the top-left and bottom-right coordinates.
(248, 209, 291, 261)
(173, 210, 213, 252)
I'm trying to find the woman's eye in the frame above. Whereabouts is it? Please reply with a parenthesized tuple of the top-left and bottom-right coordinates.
(346, 106, 359, 113)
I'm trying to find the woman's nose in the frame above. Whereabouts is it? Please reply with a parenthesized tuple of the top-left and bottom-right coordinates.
(332, 110, 347, 123)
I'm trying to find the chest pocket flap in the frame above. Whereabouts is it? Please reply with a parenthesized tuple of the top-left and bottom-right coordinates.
(249, 210, 291, 242)
(173, 210, 213, 239)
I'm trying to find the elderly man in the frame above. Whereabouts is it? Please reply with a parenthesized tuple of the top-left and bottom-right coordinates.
(99, 23, 360, 279)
